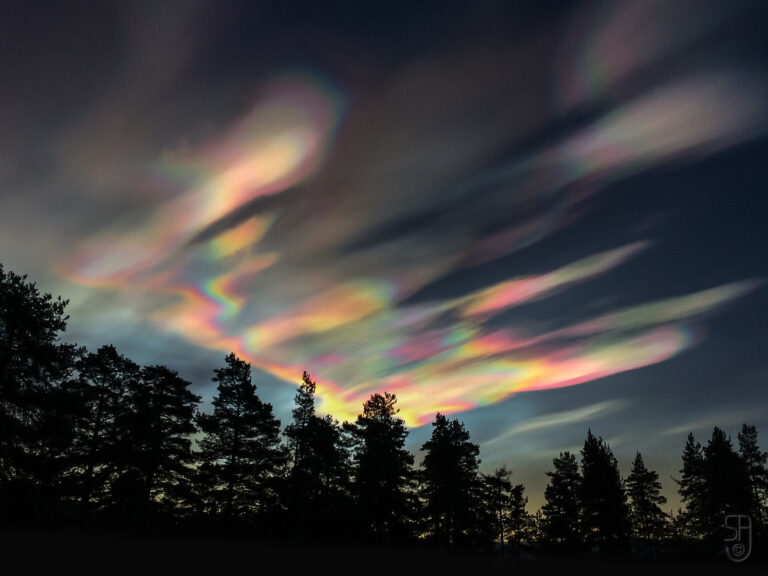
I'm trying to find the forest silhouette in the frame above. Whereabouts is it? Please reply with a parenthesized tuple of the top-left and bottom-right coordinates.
(1, 262, 766, 568)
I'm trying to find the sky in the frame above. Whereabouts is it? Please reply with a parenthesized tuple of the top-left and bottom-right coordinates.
(1, 0, 767, 512)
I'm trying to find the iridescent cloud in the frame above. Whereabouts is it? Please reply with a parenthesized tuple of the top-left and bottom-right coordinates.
(458, 243, 647, 317)
(56, 3, 766, 430)
(64, 73, 344, 286)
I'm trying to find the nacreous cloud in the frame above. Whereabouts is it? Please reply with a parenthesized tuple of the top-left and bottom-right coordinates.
(58, 2, 766, 427)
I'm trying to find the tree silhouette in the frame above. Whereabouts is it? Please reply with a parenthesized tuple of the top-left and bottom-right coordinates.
(541, 451, 582, 549)
(65, 344, 140, 524)
(507, 482, 531, 545)
(625, 452, 667, 551)
(5, 262, 768, 563)
(344, 392, 415, 542)
(283, 371, 350, 537)
(110, 365, 200, 525)
(481, 466, 513, 553)
(0, 264, 78, 521)
(676, 432, 706, 538)
(579, 430, 630, 551)
(195, 353, 284, 524)
(420, 413, 481, 548)
(737, 423, 767, 533)
(481, 465, 530, 553)
(700, 426, 751, 541)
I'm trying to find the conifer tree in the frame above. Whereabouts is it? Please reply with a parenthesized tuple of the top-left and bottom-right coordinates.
(542, 451, 582, 548)
(66, 344, 140, 523)
(345, 392, 414, 542)
(625, 452, 668, 547)
(283, 371, 350, 536)
(701, 426, 750, 540)
(420, 413, 481, 548)
(481, 465, 530, 552)
(507, 482, 531, 545)
(0, 264, 78, 520)
(196, 353, 284, 523)
(737, 423, 767, 529)
(677, 432, 706, 538)
(481, 466, 513, 552)
(580, 430, 630, 549)
(111, 365, 200, 524)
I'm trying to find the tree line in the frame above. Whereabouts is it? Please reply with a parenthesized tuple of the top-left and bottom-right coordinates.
(1, 263, 766, 559)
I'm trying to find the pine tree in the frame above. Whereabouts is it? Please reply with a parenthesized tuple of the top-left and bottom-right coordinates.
(580, 430, 630, 550)
(481, 466, 513, 552)
(481, 465, 531, 552)
(283, 371, 350, 536)
(625, 452, 668, 549)
(677, 432, 706, 538)
(701, 426, 750, 540)
(196, 353, 284, 524)
(65, 344, 140, 523)
(737, 424, 767, 530)
(0, 264, 78, 520)
(420, 413, 481, 548)
(507, 482, 531, 545)
(111, 365, 200, 525)
(344, 392, 415, 542)
(542, 451, 582, 548)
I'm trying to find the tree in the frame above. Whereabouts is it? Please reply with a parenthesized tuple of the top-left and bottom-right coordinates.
(284, 371, 318, 470)
(65, 344, 140, 524)
(737, 424, 767, 530)
(625, 452, 668, 549)
(481, 465, 531, 553)
(541, 451, 582, 548)
(419, 413, 481, 548)
(196, 353, 284, 524)
(0, 264, 78, 520)
(283, 371, 350, 537)
(344, 392, 415, 542)
(676, 432, 706, 538)
(110, 364, 200, 525)
(507, 482, 531, 545)
(481, 466, 513, 553)
(700, 426, 750, 540)
(580, 430, 630, 550)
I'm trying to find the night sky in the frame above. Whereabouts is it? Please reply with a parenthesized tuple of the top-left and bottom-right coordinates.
(1, 0, 767, 511)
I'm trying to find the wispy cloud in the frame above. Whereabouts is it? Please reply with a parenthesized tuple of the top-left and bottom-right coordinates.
(486, 400, 627, 445)
(662, 408, 766, 438)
